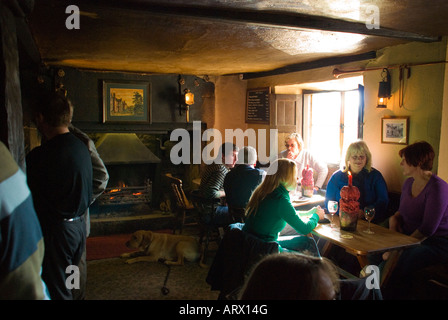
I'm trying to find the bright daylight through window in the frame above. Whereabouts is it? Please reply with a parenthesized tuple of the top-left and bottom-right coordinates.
(304, 88, 362, 165)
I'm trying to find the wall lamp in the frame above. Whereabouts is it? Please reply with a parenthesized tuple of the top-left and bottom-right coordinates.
(178, 75, 194, 122)
(184, 89, 194, 105)
(377, 68, 391, 108)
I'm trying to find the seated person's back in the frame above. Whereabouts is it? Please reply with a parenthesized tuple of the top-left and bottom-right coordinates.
(224, 146, 265, 208)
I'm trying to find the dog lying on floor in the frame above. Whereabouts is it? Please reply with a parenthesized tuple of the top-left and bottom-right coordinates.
(120, 230, 202, 266)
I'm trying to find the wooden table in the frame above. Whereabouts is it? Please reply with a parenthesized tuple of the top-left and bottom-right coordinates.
(292, 194, 325, 209)
(312, 214, 421, 286)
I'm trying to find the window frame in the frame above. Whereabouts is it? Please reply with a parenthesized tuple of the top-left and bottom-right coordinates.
(302, 86, 364, 165)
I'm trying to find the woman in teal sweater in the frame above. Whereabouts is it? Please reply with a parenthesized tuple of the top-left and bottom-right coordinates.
(243, 158, 325, 256)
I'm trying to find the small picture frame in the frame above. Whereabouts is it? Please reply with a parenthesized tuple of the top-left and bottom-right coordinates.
(381, 116, 409, 145)
(102, 80, 151, 123)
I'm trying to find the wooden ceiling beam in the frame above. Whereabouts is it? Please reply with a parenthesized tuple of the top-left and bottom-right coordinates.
(239, 51, 377, 79)
(93, 1, 440, 42)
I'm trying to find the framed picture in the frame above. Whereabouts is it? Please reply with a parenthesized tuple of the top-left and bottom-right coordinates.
(381, 116, 409, 145)
(102, 80, 151, 123)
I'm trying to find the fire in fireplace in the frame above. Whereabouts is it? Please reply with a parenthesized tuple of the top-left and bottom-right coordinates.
(95, 133, 161, 212)
(99, 181, 152, 206)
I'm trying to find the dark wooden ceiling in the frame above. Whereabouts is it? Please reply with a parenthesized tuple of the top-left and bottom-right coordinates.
(25, 0, 448, 78)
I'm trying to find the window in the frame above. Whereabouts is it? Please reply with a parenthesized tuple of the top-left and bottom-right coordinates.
(303, 87, 363, 165)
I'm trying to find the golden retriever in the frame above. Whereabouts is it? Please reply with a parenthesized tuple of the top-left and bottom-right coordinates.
(120, 230, 201, 266)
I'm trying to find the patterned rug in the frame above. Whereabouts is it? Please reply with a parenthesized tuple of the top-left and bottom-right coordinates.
(86, 230, 173, 261)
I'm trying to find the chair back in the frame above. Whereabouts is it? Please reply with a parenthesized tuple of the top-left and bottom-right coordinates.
(206, 223, 279, 299)
(165, 173, 192, 210)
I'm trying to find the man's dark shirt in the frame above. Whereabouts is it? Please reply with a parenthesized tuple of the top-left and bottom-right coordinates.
(26, 132, 92, 227)
(224, 164, 264, 208)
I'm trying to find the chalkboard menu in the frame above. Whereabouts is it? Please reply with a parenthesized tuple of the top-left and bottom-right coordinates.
(246, 87, 270, 124)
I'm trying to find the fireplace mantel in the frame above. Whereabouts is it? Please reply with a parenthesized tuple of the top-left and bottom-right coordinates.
(72, 121, 204, 134)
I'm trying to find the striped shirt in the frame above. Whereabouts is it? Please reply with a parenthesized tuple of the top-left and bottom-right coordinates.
(199, 163, 229, 199)
(0, 142, 49, 299)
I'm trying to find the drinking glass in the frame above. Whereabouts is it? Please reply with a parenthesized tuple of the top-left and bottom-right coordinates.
(327, 201, 338, 228)
(363, 206, 376, 234)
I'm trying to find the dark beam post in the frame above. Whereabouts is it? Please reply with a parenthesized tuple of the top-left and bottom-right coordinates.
(0, 0, 33, 170)
(240, 51, 377, 80)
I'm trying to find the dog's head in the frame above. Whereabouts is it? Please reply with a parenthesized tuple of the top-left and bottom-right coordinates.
(125, 230, 153, 250)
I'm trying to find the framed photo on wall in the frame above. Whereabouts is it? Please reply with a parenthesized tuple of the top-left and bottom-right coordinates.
(103, 80, 151, 123)
(381, 116, 409, 145)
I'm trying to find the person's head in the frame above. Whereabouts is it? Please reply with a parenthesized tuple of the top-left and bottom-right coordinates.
(246, 158, 297, 216)
(33, 91, 72, 132)
(344, 140, 372, 174)
(239, 253, 339, 300)
(217, 142, 239, 168)
(399, 141, 434, 173)
(284, 133, 304, 158)
(236, 146, 258, 166)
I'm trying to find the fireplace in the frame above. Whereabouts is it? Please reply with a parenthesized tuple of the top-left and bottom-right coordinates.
(95, 133, 160, 217)
(88, 131, 200, 235)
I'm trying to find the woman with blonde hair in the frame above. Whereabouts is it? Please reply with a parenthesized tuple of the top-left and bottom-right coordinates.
(325, 140, 389, 224)
(242, 158, 325, 255)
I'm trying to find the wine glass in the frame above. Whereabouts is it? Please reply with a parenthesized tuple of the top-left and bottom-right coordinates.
(327, 201, 338, 228)
(363, 206, 376, 234)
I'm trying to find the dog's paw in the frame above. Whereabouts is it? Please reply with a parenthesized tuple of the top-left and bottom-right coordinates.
(165, 260, 183, 266)
(120, 252, 132, 259)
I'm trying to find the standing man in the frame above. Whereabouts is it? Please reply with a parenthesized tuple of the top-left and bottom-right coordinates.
(69, 125, 109, 300)
(278, 133, 328, 190)
(65, 89, 109, 300)
(26, 92, 92, 300)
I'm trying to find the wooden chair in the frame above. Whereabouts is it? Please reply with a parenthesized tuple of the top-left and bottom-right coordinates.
(206, 224, 279, 299)
(189, 189, 222, 264)
(164, 173, 198, 234)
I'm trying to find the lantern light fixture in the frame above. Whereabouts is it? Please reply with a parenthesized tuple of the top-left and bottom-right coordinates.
(377, 68, 391, 108)
(184, 89, 194, 105)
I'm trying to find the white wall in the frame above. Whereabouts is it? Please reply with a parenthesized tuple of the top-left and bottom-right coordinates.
(211, 39, 448, 192)
(363, 40, 447, 191)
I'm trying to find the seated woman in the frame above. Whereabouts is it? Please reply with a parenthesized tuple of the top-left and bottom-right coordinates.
(242, 158, 325, 256)
(383, 141, 448, 299)
(322, 140, 389, 275)
(325, 140, 389, 224)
